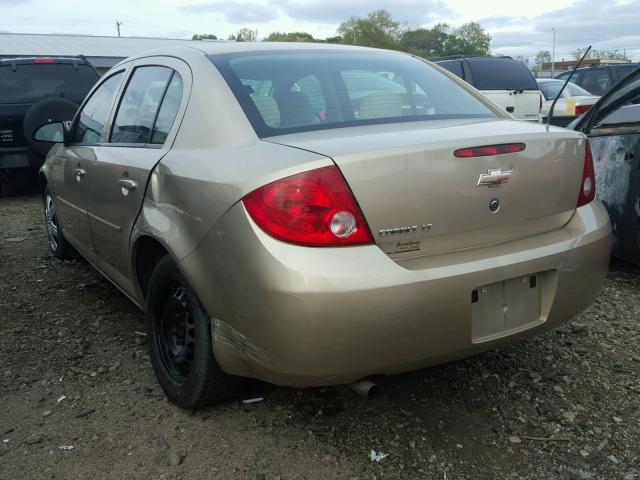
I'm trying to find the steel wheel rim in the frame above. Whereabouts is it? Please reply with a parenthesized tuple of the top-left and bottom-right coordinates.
(44, 193, 59, 252)
(156, 282, 196, 384)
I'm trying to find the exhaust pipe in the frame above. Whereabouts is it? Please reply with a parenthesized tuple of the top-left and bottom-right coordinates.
(349, 379, 380, 400)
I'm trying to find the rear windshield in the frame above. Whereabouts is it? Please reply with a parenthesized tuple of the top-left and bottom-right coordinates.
(466, 58, 538, 91)
(538, 80, 593, 100)
(0, 63, 99, 104)
(209, 51, 495, 137)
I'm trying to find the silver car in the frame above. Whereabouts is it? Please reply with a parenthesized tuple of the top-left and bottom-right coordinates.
(36, 43, 611, 408)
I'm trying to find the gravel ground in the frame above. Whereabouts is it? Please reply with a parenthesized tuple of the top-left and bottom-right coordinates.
(1, 191, 639, 480)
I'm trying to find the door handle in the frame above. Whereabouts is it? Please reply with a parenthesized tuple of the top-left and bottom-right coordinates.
(117, 178, 137, 191)
(506, 106, 515, 113)
(74, 167, 86, 177)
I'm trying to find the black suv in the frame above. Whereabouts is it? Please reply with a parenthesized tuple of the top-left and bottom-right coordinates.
(0, 56, 99, 177)
(555, 64, 639, 96)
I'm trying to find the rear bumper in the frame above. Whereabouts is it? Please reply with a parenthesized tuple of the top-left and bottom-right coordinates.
(180, 200, 611, 387)
(0, 148, 42, 169)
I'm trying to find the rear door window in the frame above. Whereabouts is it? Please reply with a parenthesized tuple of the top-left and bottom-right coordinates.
(150, 72, 184, 144)
(581, 69, 612, 96)
(110, 66, 173, 144)
(466, 58, 538, 90)
(72, 72, 124, 144)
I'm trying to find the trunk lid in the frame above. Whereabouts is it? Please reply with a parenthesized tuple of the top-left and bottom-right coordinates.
(267, 118, 586, 258)
(481, 90, 541, 121)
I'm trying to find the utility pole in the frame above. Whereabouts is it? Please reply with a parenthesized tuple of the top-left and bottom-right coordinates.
(551, 28, 556, 76)
(116, 20, 122, 38)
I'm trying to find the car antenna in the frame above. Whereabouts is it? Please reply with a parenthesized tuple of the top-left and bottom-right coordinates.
(546, 45, 591, 131)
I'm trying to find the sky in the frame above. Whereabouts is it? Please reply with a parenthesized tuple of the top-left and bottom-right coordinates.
(2, 0, 640, 61)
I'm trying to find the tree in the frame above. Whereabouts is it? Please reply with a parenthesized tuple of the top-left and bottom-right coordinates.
(264, 31, 315, 42)
(400, 24, 451, 59)
(400, 22, 491, 59)
(450, 22, 491, 56)
(228, 28, 258, 42)
(570, 48, 629, 61)
(337, 9, 402, 50)
(534, 50, 552, 69)
(323, 35, 343, 44)
(514, 55, 529, 65)
(192, 33, 217, 40)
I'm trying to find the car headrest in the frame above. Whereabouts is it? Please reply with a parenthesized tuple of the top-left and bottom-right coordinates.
(275, 92, 314, 128)
(359, 93, 402, 120)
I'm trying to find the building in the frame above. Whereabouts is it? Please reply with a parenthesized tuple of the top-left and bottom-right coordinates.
(0, 33, 222, 75)
(541, 58, 631, 73)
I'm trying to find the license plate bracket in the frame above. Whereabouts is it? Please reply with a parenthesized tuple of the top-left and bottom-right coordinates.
(471, 274, 544, 343)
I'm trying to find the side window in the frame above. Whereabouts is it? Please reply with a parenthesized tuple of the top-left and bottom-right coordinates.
(110, 66, 173, 144)
(150, 73, 184, 144)
(581, 70, 611, 96)
(615, 66, 639, 82)
(72, 72, 123, 144)
(438, 61, 464, 79)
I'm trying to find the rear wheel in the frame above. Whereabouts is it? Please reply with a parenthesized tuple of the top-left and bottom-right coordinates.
(145, 256, 239, 408)
(43, 186, 74, 259)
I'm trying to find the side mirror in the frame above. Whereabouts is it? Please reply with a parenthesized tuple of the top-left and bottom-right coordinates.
(34, 121, 66, 143)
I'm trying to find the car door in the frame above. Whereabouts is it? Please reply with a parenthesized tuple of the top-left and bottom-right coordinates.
(579, 70, 640, 264)
(82, 57, 189, 290)
(49, 70, 126, 254)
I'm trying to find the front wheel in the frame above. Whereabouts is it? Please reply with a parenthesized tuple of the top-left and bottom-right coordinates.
(42, 186, 74, 259)
(145, 256, 239, 408)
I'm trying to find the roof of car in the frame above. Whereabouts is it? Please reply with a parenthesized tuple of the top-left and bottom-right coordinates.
(119, 42, 397, 62)
(569, 63, 640, 71)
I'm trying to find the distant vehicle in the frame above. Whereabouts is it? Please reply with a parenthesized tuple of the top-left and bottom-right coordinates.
(537, 79, 600, 126)
(555, 64, 640, 96)
(37, 44, 610, 408)
(569, 67, 640, 265)
(0, 56, 99, 185)
(436, 56, 542, 121)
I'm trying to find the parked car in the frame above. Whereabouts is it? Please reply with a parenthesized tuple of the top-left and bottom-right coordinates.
(555, 64, 640, 96)
(436, 56, 542, 121)
(0, 56, 99, 189)
(37, 44, 611, 408)
(568, 68, 640, 264)
(537, 79, 600, 126)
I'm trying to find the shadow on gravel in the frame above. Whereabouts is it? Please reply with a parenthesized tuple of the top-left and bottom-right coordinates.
(0, 170, 40, 198)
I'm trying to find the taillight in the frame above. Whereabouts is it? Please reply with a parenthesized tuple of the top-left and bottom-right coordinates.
(577, 141, 595, 207)
(33, 57, 55, 64)
(242, 166, 373, 247)
(575, 104, 592, 115)
(454, 143, 526, 158)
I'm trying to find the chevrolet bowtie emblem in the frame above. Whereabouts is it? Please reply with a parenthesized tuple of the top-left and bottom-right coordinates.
(477, 169, 512, 187)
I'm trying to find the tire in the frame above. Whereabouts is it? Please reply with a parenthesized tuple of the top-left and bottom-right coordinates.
(23, 97, 78, 158)
(145, 256, 239, 408)
(42, 186, 75, 259)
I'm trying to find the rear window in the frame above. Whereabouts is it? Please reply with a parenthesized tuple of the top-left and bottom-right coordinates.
(0, 63, 98, 104)
(466, 58, 538, 91)
(538, 80, 593, 100)
(210, 51, 495, 138)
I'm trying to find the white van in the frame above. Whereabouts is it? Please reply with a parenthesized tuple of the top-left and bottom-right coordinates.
(436, 56, 542, 121)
